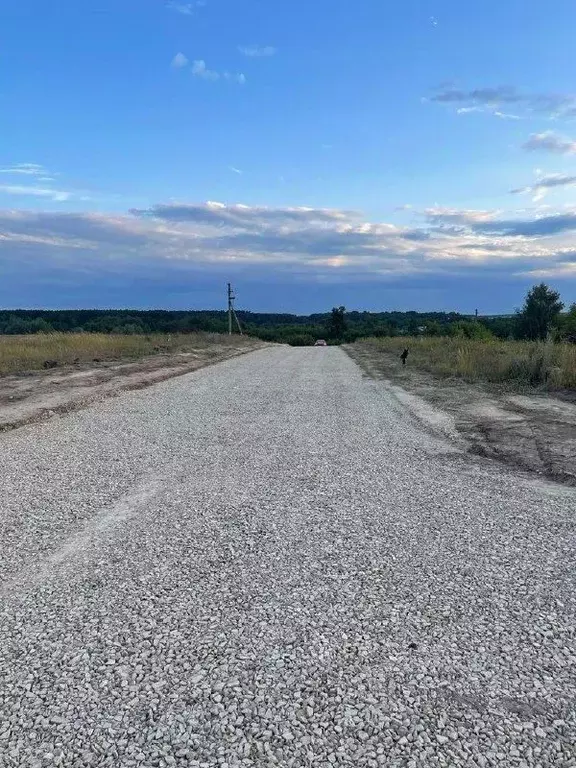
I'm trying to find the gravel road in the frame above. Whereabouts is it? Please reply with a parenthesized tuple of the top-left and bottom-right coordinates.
(1, 347, 574, 767)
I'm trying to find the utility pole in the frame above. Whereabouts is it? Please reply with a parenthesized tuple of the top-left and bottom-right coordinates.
(227, 283, 243, 335)
(228, 282, 233, 335)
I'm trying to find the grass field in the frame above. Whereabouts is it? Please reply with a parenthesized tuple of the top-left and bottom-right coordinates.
(0, 333, 256, 376)
(355, 336, 576, 390)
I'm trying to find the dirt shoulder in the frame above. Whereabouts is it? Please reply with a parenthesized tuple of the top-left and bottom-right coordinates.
(0, 340, 266, 433)
(345, 342, 576, 486)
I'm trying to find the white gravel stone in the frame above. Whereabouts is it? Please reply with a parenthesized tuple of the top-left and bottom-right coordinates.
(0, 347, 574, 767)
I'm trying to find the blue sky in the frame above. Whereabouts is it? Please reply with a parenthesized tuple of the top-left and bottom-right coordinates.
(2, 0, 576, 313)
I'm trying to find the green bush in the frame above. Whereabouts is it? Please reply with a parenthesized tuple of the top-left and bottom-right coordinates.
(285, 334, 315, 347)
(449, 321, 494, 340)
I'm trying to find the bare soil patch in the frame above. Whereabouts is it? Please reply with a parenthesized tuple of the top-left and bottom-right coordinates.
(0, 340, 264, 433)
(346, 342, 576, 486)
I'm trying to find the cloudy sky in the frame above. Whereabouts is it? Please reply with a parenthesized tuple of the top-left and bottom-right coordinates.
(2, 0, 576, 313)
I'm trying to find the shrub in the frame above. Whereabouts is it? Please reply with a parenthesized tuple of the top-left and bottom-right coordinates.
(285, 334, 315, 347)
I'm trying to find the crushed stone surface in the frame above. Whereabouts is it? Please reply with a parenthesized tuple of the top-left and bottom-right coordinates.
(0, 347, 574, 767)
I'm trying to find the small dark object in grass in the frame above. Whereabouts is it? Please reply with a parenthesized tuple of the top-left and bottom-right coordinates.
(73, 357, 80, 364)
(93, 358, 102, 363)
(43, 360, 58, 369)
(400, 348, 409, 366)
(408, 642, 418, 650)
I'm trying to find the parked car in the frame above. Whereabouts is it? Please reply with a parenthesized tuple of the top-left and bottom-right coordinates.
(314, 339, 328, 346)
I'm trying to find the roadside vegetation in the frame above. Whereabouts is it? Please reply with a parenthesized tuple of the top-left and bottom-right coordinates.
(0, 332, 256, 376)
(353, 336, 576, 390)
(350, 285, 576, 390)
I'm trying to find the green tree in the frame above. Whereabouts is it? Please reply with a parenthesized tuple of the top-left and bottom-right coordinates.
(554, 303, 576, 342)
(424, 320, 444, 337)
(483, 316, 515, 340)
(326, 306, 347, 340)
(516, 283, 564, 340)
(285, 333, 315, 347)
(1, 315, 54, 334)
(449, 321, 493, 340)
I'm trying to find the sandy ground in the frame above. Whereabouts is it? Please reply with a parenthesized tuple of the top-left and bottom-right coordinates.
(345, 343, 576, 487)
(0, 340, 264, 433)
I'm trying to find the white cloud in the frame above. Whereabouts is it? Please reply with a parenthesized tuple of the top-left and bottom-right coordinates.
(431, 85, 576, 120)
(424, 207, 499, 225)
(191, 60, 220, 81)
(522, 131, 576, 154)
(238, 45, 277, 57)
(0, 163, 50, 177)
(3, 201, 576, 293)
(166, 2, 194, 14)
(171, 52, 189, 68)
(0, 184, 73, 202)
(456, 106, 521, 120)
(0, 164, 98, 204)
(166, 1, 206, 14)
(521, 262, 576, 278)
(493, 111, 522, 120)
(510, 172, 576, 201)
(456, 106, 483, 115)
(192, 61, 245, 84)
(424, 206, 576, 237)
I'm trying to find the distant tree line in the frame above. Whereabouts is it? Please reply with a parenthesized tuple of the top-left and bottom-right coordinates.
(0, 307, 474, 344)
(1, 284, 574, 345)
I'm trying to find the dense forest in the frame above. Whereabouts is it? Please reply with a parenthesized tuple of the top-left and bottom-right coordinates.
(0, 307, 506, 343)
(1, 284, 575, 344)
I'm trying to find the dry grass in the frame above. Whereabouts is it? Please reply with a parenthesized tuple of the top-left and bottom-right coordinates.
(355, 336, 576, 390)
(0, 333, 256, 376)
